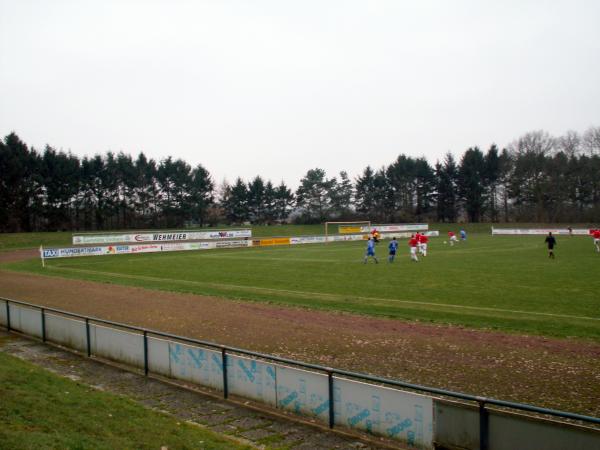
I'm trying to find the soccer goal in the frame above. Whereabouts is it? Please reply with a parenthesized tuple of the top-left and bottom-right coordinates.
(324, 221, 371, 243)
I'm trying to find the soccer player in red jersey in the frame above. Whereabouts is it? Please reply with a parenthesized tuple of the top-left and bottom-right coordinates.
(419, 233, 429, 256)
(448, 231, 458, 246)
(414, 232, 422, 254)
(592, 229, 600, 253)
(408, 234, 419, 262)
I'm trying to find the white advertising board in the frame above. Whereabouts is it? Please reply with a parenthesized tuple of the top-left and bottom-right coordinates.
(72, 229, 252, 245)
(42, 240, 251, 259)
(333, 377, 434, 449)
(363, 224, 429, 233)
(491, 228, 591, 236)
(7, 304, 42, 338)
(44, 313, 87, 352)
(226, 354, 277, 406)
(168, 342, 223, 391)
(276, 365, 330, 422)
(90, 324, 144, 368)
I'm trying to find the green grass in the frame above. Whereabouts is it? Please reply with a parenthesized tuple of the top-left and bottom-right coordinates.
(4, 231, 600, 341)
(0, 350, 250, 450)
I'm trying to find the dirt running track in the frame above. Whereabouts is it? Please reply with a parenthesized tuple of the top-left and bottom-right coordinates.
(0, 252, 599, 418)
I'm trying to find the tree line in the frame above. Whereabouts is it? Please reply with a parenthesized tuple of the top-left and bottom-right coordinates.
(1, 128, 599, 232)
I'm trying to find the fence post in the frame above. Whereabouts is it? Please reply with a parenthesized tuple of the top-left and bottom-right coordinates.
(143, 331, 148, 376)
(85, 318, 91, 357)
(478, 398, 489, 450)
(222, 347, 228, 399)
(41, 308, 46, 342)
(328, 370, 335, 429)
(5, 301, 10, 332)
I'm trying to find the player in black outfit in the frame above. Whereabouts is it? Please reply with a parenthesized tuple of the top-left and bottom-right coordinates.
(545, 232, 556, 259)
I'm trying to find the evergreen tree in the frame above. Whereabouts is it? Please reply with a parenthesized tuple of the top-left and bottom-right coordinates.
(354, 166, 377, 219)
(273, 181, 294, 223)
(435, 153, 458, 222)
(484, 145, 501, 222)
(41, 146, 81, 230)
(458, 147, 487, 222)
(263, 181, 277, 224)
(0, 133, 41, 231)
(247, 176, 266, 223)
(222, 178, 249, 224)
(295, 168, 334, 222)
(414, 157, 436, 220)
(189, 164, 214, 226)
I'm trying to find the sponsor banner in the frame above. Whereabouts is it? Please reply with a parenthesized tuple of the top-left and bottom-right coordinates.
(43, 246, 106, 258)
(328, 234, 366, 242)
(258, 237, 291, 246)
(491, 228, 591, 236)
(290, 236, 327, 245)
(339, 224, 429, 234)
(365, 224, 429, 233)
(72, 229, 252, 245)
(215, 240, 251, 249)
(43, 240, 251, 259)
(379, 231, 439, 238)
(289, 231, 440, 246)
(161, 242, 211, 252)
(338, 225, 363, 234)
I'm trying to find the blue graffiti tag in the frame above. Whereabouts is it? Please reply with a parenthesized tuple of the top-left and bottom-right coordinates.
(211, 354, 223, 372)
(386, 418, 413, 437)
(312, 399, 330, 416)
(187, 349, 204, 368)
(238, 360, 256, 382)
(266, 366, 276, 380)
(407, 430, 415, 446)
(348, 409, 370, 427)
(280, 391, 298, 407)
(169, 344, 182, 364)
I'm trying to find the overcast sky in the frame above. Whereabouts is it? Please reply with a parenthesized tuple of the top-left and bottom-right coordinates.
(1, 0, 599, 188)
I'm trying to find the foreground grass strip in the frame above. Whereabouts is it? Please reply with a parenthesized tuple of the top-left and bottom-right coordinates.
(0, 351, 251, 450)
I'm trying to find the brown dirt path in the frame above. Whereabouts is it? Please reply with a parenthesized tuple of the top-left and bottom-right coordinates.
(1, 266, 599, 418)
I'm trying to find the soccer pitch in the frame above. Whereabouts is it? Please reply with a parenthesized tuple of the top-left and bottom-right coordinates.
(7, 233, 600, 341)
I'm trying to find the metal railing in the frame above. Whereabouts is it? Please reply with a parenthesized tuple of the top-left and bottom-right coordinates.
(1, 296, 599, 450)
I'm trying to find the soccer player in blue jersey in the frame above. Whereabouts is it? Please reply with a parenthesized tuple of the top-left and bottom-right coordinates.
(388, 237, 398, 263)
(364, 237, 379, 264)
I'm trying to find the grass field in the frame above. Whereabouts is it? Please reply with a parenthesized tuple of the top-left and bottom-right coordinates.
(0, 348, 249, 450)
(5, 231, 600, 341)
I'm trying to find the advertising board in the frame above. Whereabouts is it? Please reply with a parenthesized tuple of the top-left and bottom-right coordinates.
(72, 229, 252, 245)
(491, 228, 591, 236)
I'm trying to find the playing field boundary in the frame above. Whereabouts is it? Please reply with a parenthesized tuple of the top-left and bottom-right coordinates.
(43, 265, 600, 323)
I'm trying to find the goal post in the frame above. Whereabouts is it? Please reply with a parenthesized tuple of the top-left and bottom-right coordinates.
(324, 220, 371, 243)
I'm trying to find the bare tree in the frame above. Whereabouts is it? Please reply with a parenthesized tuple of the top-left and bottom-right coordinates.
(556, 130, 581, 156)
(583, 126, 600, 155)
(508, 130, 555, 156)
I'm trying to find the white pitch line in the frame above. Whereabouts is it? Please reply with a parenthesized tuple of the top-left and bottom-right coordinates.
(46, 266, 600, 323)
